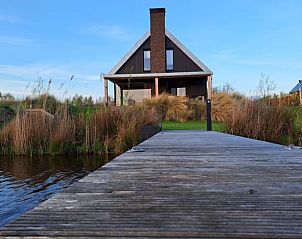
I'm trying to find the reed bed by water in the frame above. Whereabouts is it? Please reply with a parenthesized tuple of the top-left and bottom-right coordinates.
(143, 92, 302, 146)
(223, 100, 298, 145)
(221, 90, 302, 146)
(2, 90, 302, 156)
(0, 104, 160, 156)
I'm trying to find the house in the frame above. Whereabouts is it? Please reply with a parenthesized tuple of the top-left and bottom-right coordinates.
(103, 8, 213, 106)
(25, 109, 55, 120)
(289, 80, 302, 105)
(289, 80, 302, 94)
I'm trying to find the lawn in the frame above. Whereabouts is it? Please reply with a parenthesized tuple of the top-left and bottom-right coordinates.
(162, 120, 223, 131)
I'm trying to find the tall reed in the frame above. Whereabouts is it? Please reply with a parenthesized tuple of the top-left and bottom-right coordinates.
(224, 100, 297, 145)
(0, 105, 160, 156)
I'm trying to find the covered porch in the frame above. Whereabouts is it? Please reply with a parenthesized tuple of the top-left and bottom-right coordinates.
(103, 72, 212, 106)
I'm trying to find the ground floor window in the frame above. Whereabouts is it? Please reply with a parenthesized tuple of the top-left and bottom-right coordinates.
(171, 87, 186, 96)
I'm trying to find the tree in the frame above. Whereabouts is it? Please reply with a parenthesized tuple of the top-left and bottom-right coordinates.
(0, 93, 15, 101)
(213, 82, 235, 94)
(257, 73, 276, 98)
(222, 82, 235, 94)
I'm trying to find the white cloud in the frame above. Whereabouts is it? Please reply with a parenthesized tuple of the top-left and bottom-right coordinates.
(83, 24, 130, 40)
(210, 49, 277, 66)
(232, 59, 272, 66)
(211, 50, 302, 69)
(0, 64, 99, 81)
(0, 64, 104, 99)
(0, 36, 36, 46)
(0, 14, 21, 23)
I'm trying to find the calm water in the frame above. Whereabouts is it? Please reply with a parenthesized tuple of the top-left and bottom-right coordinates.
(0, 155, 109, 227)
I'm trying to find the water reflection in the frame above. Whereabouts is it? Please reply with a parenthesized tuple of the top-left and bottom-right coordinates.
(0, 155, 108, 227)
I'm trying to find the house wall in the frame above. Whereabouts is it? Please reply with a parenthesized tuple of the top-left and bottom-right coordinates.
(116, 38, 150, 74)
(116, 37, 203, 74)
(158, 77, 207, 98)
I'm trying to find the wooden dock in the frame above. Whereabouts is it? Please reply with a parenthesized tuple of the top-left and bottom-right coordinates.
(1, 130, 302, 238)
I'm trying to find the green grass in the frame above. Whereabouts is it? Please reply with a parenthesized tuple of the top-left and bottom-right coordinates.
(162, 120, 223, 131)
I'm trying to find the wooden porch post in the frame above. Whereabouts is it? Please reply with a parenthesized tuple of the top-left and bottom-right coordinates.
(155, 77, 159, 98)
(207, 75, 212, 100)
(114, 83, 117, 106)
(206, 75, 212, 131)
(104, 78, 109, 106)
(299, 88, 302, 106)
(120, 89, 123, 106)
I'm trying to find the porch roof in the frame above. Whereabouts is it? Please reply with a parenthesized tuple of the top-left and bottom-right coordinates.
(104, 71, 211, 81)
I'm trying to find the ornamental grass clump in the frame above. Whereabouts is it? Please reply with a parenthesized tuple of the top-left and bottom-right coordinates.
(143, 92, 235, 123)
(143, 93, 191, 122)
(211, 92, 236, 122)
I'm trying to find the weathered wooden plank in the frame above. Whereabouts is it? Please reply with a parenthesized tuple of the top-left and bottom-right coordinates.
(1, 130, 302, 238)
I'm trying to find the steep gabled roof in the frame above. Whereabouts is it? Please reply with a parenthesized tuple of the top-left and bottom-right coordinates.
(107, 30, 213, 75)
(165, 30, 212, 74)
(108, 31, 150, 75)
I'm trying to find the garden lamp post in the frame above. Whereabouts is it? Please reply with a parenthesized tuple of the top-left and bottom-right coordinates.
(206, 99, 212, 131)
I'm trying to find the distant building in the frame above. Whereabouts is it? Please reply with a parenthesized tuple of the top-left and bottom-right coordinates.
(25, 109, 55, 120)
(103, 8, 213, 106)
(289, 80, 302, 94)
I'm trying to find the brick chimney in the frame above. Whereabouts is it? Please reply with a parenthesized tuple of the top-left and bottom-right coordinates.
(150, 8, 166, 73)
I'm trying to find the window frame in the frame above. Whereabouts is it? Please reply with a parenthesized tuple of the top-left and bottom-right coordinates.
(143, 49, 151, 72)
(166, 48, 174, 71)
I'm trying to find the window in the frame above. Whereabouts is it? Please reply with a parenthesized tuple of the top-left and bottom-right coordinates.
(177, 87, 186, 96)
(171, 88, 177, 96)
(143, 50, 150, 71)
(166, 49, 174, 70)
(171, 87, 186, 96)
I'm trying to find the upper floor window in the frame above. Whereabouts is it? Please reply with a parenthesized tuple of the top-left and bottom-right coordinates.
(143, 50, 151, 71)
(166, 49, 174, 70)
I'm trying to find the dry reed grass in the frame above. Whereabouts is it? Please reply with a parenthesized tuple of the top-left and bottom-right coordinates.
(0, 112, 54, 155)
(142, 92, 301, 146)
(0, 105, 160, 156)
(143, 92, 235, 122)
(224, 100, 297, 144)
(143, 93, 191, 122)
(261, 93, 300, 107)
(3, 90, 299, 155)
(212, 92, 236, 122)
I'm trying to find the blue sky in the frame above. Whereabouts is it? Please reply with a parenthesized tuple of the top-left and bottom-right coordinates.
(0, 0, 301, 99)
